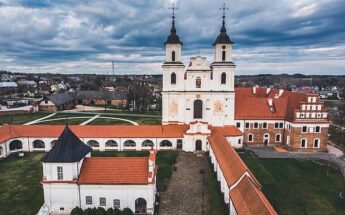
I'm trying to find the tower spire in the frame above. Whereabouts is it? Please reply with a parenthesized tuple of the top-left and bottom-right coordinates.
(213, 3, 233, 45)
(165, 2, 182, 45)
(220, 3, 229, 32)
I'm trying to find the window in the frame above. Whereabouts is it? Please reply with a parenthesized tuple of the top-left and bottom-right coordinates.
(221, 72, 226, 84)
(172, 51, 176, 62)
(262, 122, 268, 129)
(86, 196, 92, 205)
(113, 199, 120, 208)
(302, 126, 307, 133)
(279, 123, 283, 128)
(222, 50, 226, 61)
(301, 139, 307, 148)
(196, 77, 201, 88)
(274, 123, 279, 129)
(248, 134, 254, 142)
(254, 122, 259, 129)
(238, 139, 241, 144)
(236, 122, 241, 128)
(313, 139, 320, 148)
(245, 122, 250, 129)
(275, 134, 281, 142)
(171, 73, 176, 85)
(100, 197, 106, 206)
(315, 126, 321, 133)
(57, 166, 63, 180)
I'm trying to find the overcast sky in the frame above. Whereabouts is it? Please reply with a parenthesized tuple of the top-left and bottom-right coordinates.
(0, 0, 344, 75)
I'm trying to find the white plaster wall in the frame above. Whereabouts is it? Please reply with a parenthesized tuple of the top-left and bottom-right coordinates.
(79, 184, 156, 213)
(43, 162, 82, 181)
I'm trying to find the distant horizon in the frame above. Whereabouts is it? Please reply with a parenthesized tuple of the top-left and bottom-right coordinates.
(0, 0, 344, 75)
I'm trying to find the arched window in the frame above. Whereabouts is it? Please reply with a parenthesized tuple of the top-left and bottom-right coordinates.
(87, 140, 100, 148)
(221, 72, 226, 84)
(196, 77, 201, 88)
(301, 139, 307, 148)
(33, 140, 45, 149)
(0, 146, 3, 156)
(222, 51, 226, 61)
(51, 140, 58, 148)
(142, 140, 154, 147)
(193, 100, 203, 119)
(160, 140, 172, 147)
(9, 140, 22, 151)
(313, 139, 320, 148)
(195, 139, 202, 151)
(172, 51, 176, 62)
(171, 73, 176, 85)
(124, 140, 136, 147)
(105, 140, 118, 147)
(135, 198, 147, 214)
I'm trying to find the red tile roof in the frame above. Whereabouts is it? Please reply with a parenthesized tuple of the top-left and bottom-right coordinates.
(235, 88, 306, 120)
(208, 128, 257, 186)
(78, 157, 149, 185)
(230, 176, 277, 215)
(0, 124, 189, 143)
(211, 125, 243, 137)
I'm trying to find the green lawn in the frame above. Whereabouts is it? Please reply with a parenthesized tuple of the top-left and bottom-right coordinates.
(239, 151, 345, 215)
(88, 118, 132, 125)
(50, 113, 95, 119)
(0, 153, 44, 215)
(125, 116, 161, 125)
(36, 118, 87, 125)
(0, 113, 49, 125)
(206, 162, 228, 215)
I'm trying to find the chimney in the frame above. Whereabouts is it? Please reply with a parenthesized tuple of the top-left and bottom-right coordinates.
(267, 98, 275, 112)
(252, 86, 257, 94)
(266, 87, 271, 95)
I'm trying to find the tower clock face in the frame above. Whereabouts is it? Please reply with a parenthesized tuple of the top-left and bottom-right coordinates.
(222, 45, 226, 49)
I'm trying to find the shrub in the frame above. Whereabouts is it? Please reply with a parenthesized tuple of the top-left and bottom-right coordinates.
(97, 207, 107, 215)
(113, 208, 122, 215)
(106, 208, 114, 215)
(70, 207, 83, 215)
(122, 207, 134, 215)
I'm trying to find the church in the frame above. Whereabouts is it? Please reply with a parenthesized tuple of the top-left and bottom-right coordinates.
(0, 6, 330, 215)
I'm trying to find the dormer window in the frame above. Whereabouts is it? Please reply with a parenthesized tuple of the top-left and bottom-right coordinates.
(172, 51, 176, 62)
(196, 77, 201, 88)
(221, 72, 226, 84)
(222, 51, 226, 61)
(57, 166, 63, 180)
(171, 73, 176, 85)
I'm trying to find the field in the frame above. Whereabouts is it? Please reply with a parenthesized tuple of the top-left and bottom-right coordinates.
(0, 153, 44, 215)
(0, 113, 49, 125)
(239, 151, 345, 215)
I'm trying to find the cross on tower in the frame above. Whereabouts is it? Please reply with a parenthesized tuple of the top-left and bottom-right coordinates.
(220, 3, 229, 20)
(169, 2, 178, 19)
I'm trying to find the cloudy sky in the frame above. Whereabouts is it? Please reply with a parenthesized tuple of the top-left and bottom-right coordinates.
(0, 0, 344, 75)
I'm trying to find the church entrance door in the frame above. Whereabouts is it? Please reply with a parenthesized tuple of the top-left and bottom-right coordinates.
(195, 140, 202, 151)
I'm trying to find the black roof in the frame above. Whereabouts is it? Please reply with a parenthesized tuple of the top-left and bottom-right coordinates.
(76, 90, 127, 100)
(213, 20, 233, 45)
(165, 19, 183, 45)
(48, 92, 75, 106)
(41, 126, 92, 163)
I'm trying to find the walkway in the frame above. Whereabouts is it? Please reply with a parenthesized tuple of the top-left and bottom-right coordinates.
(24, 113, 57, 125)
(160, 152, 209, 215)
(80, 114, 100, 125)
(245, 146, 345, 177)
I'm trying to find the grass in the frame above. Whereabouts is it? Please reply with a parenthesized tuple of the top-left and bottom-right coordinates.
(50, 113, 95, 119)
(206, 162, 228, 215)
(35, 118, 87, 125)
(88, 118, 132, 125)
(239, 151, 345, 215)
(125, 116, 162, 125)
(0, 113, 49, 125)
(92, 150, 177, 182)
(0, 153, 44, 215)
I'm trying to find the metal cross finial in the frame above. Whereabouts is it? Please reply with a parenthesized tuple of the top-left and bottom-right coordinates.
(220, 3, 229, 19)
(169, 2, 178, 19)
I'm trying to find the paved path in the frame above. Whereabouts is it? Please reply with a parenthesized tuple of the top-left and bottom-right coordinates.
(159, 152, 209, 215)
(80, 114, 101, 125)
(245, 146, 345, 177)
(24, 113, 57, 125)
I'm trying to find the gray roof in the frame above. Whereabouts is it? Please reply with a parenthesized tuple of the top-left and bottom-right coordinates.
(48, 92, 75, 106)
(76, 91, 127, 100)
(0, 82, 17, 88)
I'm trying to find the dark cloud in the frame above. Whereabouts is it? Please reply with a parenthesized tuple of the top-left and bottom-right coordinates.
(0, 0, 344, 75)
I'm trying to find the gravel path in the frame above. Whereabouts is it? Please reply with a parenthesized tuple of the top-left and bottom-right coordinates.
(159, 152, 209, 215)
